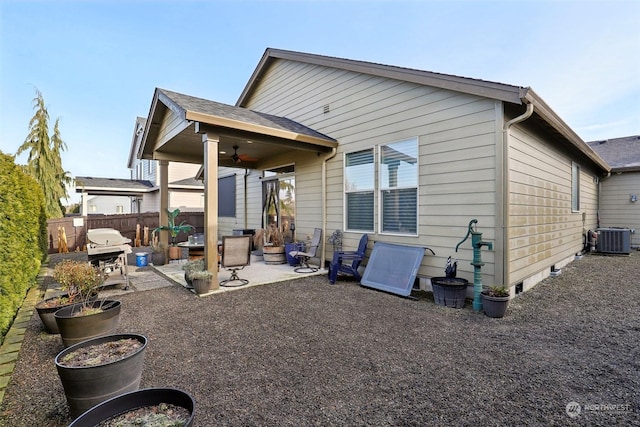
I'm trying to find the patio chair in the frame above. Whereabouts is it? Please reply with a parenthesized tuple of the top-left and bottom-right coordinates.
(289, 228, 322, 273)
(219, 235, 252, 287)
(328, 234, 368, 284)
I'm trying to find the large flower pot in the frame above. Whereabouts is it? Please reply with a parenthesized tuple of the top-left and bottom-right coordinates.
(36, 293, 99, 334)
(55, 300, 122, 347)
(263, 245, 286, 265)
(55, 333, 148, 419)
(430, 277, 469, 308)
(481, 293, 510, 318)
(68, 387, 194, 427)
(285, 243, 303, 266)
(168, 246, 182, 260)
(151, 251, 165, 266)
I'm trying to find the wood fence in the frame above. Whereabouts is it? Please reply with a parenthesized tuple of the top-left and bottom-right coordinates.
(47, 212, 205, 254)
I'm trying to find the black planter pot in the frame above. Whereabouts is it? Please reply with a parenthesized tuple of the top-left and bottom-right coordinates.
(55, 333, 148, 419)
(430, 277, 469, 308)
(481, 293, 510, 318)
(192, 278, 212, 295)
(55, 300, 122, 347)
(36, 293, 98, 334)
(68, 387, 195, 427)
(151, 251, 165, 266)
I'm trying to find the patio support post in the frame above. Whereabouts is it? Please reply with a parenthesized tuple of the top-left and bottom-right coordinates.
(159, 160, 169, 253)
(202, 132, 219, 284)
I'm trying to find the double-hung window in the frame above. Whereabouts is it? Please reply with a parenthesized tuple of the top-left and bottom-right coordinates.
(344, 138, 418, 235)
(345, 149, 375, 231)
(380, 138, 418, 234)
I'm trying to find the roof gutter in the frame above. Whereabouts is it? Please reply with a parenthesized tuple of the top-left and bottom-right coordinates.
(501, 101, 534, 289)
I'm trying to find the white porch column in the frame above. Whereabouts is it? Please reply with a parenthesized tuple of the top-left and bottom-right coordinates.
(81, 191, 88, 215)
(202, 133, 219, 286)
(159, 160, 169, 252)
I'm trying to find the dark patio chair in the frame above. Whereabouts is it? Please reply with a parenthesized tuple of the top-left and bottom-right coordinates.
(328, 234, 368, 284)
(219, 235, 251, 287)
(289, 228, 322, 273)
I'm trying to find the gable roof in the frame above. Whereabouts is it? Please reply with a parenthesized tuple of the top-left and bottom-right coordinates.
(139, 88, 338, 167)
(237, 48, 609, 173)
(587, 135, 640, 172)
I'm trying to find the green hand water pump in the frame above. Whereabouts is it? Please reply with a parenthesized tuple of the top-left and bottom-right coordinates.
(456, 219, 493, 312)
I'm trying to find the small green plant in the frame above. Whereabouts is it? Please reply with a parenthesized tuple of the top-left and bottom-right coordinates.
(482, 285, 509, 297)
(182, 259, 204, 274)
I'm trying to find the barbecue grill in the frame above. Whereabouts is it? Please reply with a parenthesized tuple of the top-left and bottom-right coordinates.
(87, 228, 132, 290)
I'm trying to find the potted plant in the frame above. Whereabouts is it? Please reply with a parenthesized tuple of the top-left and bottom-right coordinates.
(430, 257, 469, 309)
(150, 230, 166, 266)
(189, 269, 216, 295)
(36, 259, 102, 334)
(51, 260, 122, 347)
(36, 262, 100, 334)
(154, 208, 194, 260)
(481, 285, 510, 318)
(182, 259, 204, 289)
(261, 224, 286, 265)
(68, 387, 195, 427)
(55, 333, 148, 419)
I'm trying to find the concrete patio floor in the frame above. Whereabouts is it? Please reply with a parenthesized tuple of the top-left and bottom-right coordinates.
(151, 254, 326, 296)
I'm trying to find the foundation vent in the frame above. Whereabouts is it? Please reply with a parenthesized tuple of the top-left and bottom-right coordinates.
(323, 104, 330, 114)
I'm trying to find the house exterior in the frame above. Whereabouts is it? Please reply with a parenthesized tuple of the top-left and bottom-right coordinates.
(137, 48, 610, 292)
(587, 135, 640, 248)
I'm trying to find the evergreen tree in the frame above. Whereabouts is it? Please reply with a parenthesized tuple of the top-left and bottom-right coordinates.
(16, 89, 72, 218)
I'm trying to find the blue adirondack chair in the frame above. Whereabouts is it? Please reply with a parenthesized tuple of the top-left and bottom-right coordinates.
(328, 234, 368, 284)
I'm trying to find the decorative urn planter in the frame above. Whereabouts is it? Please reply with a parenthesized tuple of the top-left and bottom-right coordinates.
(55, 333, 148, 419)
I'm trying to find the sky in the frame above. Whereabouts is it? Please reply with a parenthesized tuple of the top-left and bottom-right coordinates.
(1, 0, 639, 204)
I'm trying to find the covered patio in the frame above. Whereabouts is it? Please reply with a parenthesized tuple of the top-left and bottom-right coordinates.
(138, 88, 338, 284)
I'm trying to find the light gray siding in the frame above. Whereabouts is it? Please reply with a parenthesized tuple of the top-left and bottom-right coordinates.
(599, 172, 640, 247)
(243, 59, 500, 280)
(507, 124, 599, 286)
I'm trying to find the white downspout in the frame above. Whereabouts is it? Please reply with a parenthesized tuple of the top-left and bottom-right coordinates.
(501, 102, 534, 288)
(321, 147, 338, 269)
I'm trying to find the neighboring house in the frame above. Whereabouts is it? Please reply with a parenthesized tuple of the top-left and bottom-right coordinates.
(587, 135, 640, 248)
(125, 117, 204, 212)
(75, 176, 154, 215)
(136, 48, 610, 292)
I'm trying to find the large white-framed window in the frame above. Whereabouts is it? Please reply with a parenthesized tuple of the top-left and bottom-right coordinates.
(344, 149, 375, 232)
(571, 162, 580, 212)
(379, 138, 418, 235)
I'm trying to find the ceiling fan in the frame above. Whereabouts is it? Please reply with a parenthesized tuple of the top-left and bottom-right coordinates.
(226, 145, 257, 164)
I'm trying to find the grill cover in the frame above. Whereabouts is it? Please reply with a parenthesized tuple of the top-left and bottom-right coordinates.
(87, 228, 131, 246)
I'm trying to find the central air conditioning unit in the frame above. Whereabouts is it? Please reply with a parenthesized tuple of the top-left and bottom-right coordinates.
(596, 228, 631, 255)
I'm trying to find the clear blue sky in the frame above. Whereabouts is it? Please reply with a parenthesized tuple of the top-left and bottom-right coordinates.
(1, 0, 639, 204)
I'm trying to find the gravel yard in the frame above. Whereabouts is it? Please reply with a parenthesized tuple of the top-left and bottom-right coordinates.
(1, 251, 639, 426)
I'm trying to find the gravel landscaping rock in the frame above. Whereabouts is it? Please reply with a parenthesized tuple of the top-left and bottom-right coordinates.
(0, 251, 638, 426)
